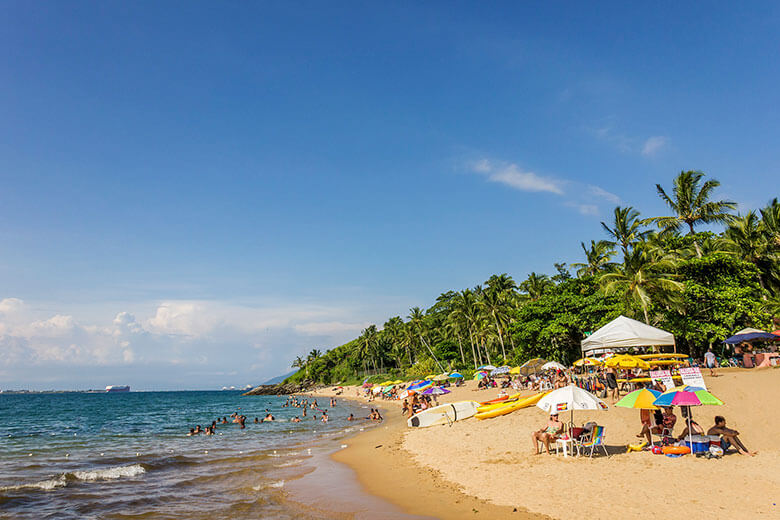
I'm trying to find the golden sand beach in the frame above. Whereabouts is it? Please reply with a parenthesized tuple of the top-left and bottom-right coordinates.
(310, 368, 780, 520)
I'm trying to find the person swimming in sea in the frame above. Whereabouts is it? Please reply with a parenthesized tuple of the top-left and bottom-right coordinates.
(347, 413, 355, 421)
(321, 411, 328, 422)
(291, 416, 301, 422)
(263, 413, 275, 422)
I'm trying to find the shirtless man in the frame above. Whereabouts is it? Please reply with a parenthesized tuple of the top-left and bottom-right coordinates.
(531, 413, 563, 454)
(708, 416, 756, 456)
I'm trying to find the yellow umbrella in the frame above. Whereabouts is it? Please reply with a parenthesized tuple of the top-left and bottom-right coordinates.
(509, 366, 521, 374)
(424, 374, 437, 380)
(391, 379, 404, 384)
(573, 357, 602, 367)
(603, 354, 651, 370)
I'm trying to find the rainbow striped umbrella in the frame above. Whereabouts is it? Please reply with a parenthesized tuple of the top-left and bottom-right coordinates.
(652, 386, 723, 407)
(615, 388, 662, 410)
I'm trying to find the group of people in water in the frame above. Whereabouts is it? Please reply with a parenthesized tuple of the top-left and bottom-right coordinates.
(185, 394, 386, 435)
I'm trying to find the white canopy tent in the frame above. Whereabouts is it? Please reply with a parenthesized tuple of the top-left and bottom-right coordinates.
(581, 315, 676, 355)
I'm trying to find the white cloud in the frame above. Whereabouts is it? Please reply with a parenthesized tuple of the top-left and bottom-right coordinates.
(588, 185, 621, 204)
(589, 119, 669, 158)
(0, 296, 371, 388)
(641, 136, 668, 157)
(470, 160, 564, 195)
(565, 202, 600, 216)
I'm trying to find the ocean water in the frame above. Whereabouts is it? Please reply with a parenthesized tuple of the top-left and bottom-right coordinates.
(0, 391, 379, 519)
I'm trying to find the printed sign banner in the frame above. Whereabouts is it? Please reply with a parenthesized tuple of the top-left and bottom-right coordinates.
(650, 370, 675, 391)
(679, 367, 707, 389)
(556, 402, 568, 412)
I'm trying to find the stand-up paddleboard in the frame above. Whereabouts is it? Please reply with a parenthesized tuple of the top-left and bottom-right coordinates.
(407, 401, 480, 428)
(474, 391, 548, 420)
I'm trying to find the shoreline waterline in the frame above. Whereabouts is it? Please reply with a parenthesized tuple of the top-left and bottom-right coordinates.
(303, 391, 543, 520)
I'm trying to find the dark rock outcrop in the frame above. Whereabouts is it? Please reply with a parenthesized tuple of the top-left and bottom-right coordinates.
(242, 381, 316, 396)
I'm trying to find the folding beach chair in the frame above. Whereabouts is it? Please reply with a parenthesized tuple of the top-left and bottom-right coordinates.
(577, 425, 609, 458)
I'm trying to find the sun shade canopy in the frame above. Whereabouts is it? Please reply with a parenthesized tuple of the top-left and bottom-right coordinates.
(581, 315, 675, 354)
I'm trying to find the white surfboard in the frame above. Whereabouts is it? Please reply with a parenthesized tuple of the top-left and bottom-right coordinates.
(407, 400, 480, 428)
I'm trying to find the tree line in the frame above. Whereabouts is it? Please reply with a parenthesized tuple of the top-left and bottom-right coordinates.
(288, 171, 779, 384)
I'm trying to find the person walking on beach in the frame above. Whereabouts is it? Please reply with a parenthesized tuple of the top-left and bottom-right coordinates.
(605, 367, 619, 401)
(705, 348, 718, 376)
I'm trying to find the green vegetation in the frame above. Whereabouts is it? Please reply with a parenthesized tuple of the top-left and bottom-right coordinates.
(286, 171, 779, 385)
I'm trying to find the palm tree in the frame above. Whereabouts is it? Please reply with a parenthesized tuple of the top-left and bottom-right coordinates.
(598, 244, 684, 324)
(291, 356, 306, 377)
(485, 273, 517, 295)
(359, 325, 379, 371)
(646, 170, 736, 257)
(383, 316, 406, 366)
(520, 272, 552, 301)
(723, 212, 778, 295)
(601, 206, 648, 260)
(760, 198, 780, 249)
(451, 289, 481, 368)
(480, 289, 508, 361)
(572, 240, 616, 277)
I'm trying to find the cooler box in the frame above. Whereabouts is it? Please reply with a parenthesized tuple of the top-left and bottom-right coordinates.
(682, 435, 709, 453)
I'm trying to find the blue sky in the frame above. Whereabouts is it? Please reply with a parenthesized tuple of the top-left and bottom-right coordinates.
(1, 2, 778, 389)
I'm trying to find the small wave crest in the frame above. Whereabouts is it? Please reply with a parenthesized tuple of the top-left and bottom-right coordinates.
(252, 480, 284, 491)
(273, 458, 305, 468)
(71, 464, 146, 481)
(0, 464, 146, 494)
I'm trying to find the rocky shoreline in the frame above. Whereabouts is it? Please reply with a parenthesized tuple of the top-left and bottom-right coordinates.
(242, 381, 316, 396)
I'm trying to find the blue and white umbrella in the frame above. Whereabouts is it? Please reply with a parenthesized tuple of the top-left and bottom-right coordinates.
(490, 366, 511, 376)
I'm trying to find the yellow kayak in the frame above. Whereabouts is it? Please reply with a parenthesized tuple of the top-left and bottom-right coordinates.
(636, 353, 688, 359)
(475, 391, 548, 420)
(476, 393, 522, 413)
(647, 359, 689, 366)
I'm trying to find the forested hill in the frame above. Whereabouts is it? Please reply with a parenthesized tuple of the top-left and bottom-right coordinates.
(287, 171, 779, 385)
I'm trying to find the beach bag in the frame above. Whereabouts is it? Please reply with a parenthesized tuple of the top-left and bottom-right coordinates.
(709, 445, 723, 457)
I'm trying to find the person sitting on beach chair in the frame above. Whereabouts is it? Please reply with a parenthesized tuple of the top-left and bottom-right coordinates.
(707, 416, 756, 456)
(677, 419, 705, 441)
(531, 413, 563, 455)
(651, 407, 677, 440)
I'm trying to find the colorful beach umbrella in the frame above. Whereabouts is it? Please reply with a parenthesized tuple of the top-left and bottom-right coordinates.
(615, 388, 662, 410)
(433, 373, 449, 381)
(603, 354, 651, 370)
(573, 358, 601, 367)
(653, 386, 723, 445)
(421, 386, 451, 395)
(478, 365, 497, 371)
(653, 386, 724, 407)
(449, 372, 464, 379)
(509, 366, 522, 374)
